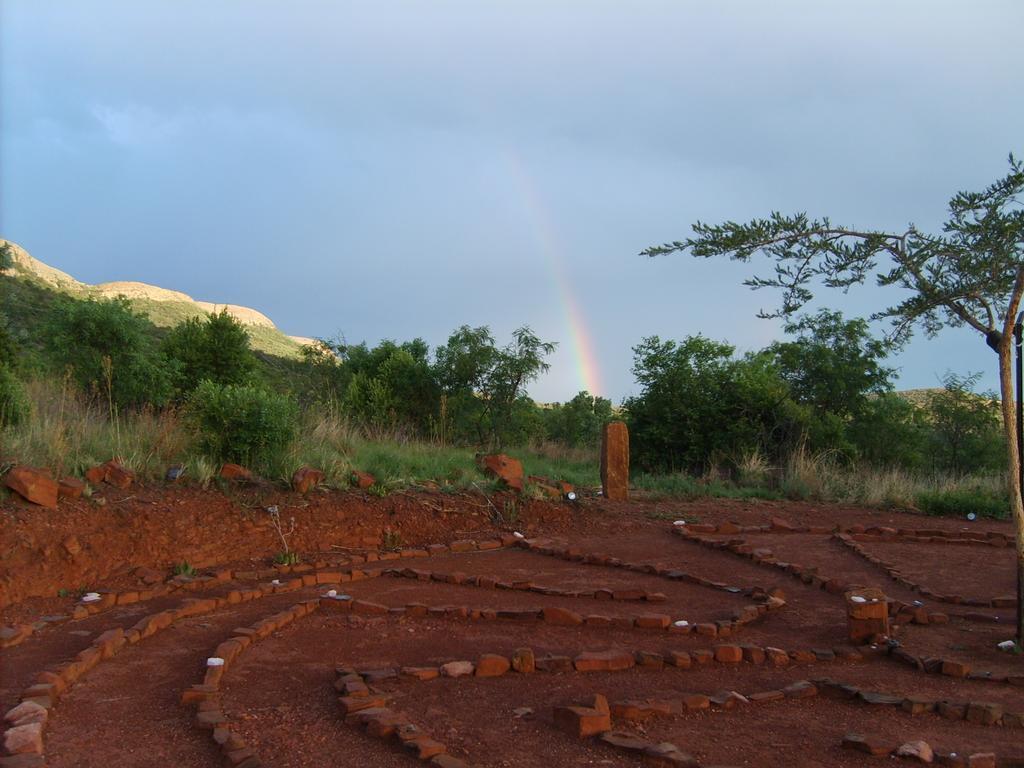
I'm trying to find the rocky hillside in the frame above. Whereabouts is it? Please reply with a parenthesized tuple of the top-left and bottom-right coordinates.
(1, 239, 313, 359)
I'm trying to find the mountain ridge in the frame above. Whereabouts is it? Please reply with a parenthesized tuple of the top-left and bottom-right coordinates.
(1, 239, 314, 356)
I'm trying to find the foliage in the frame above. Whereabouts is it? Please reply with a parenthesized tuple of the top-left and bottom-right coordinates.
(344, 340, 438, 434)
(187, 381, 298, 471)
(293, 340, 346, 407)
(768, 310, 893, 418)
(173, 560, 197, 577)
(290, 324, 555, 449)
(434, 325, 498, 444)
(0, 367, 29, 427)
(543, 390, 614, 448)
(475, 327, 556, 448)
(624, 335, 790, 473)
(0, 324, 19, 371)
(44, 296, 175, 409)
(846, 392, 927, 470)
(924, 372, 1004, 475)
(162, 309, 257, 398)
(273, 550, 300, 565)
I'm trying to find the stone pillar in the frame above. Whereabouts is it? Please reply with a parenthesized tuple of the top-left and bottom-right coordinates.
(845, 587, 890, 643)
(600, 421, 629, 501)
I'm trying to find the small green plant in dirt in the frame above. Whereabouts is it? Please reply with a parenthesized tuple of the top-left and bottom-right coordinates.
(382, 529, 403, 551)
(501, 498, 520, 525)
(273, 550, 300, 566)
(367, 483, 391, 498)
(173, 561, 197, 578)
(57, 586, 92, 599)
(266, 504, 298, 558)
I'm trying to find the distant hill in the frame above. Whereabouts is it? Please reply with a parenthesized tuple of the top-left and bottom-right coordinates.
(0, 239, 310, 360)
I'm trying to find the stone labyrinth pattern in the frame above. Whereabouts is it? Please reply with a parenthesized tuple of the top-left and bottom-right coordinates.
(2, 519, 1024, 768)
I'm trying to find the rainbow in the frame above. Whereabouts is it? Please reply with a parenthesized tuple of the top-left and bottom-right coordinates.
(503, 151, 605, 398)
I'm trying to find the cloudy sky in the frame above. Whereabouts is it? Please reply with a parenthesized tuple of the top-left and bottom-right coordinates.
(2, 2, 1022, 402)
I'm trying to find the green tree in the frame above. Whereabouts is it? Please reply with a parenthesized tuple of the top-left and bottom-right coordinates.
(162, 309, 257, 398)
(433, 325, 497, 444)
(925, 373, 1004, 475)
(339, 338, 439, 434)
(45, 296, 174, 409)
(544, 390, 615, 448)
(477, 327, 556, 449)
(292, 339, 346, 408)
(768, 310, 893, 418)
(847, 392, 927, 470)
(624, 335, 789, 473)
(644, 154, 1024, 641)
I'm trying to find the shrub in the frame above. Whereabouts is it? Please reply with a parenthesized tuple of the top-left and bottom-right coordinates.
(187, 381, 297, 471)
(162, 309, 256, 398)
(916, 488, 1009, 520)
(924, 373, 1004, 475)
(624, 335, 790, 473)
(0, 324, 19, 370)
(44, 296, 174, 409)
(0, 367, 29, 426)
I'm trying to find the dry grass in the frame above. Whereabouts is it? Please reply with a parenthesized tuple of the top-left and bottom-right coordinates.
(780, 445, 1006, 507)
(1, 377, 190, 479)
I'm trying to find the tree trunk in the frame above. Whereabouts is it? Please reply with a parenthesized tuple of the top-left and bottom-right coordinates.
(996, 340, 1024, 644)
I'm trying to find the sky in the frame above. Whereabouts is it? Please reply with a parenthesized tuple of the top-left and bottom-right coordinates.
(2, 2, 1022, 403)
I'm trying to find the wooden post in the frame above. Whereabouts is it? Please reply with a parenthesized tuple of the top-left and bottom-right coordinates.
(600, 422, 629, 501)
(845, 587, 890, 643)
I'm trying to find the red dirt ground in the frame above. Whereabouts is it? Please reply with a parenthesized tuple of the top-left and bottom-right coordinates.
(2, 487, 1022, 767)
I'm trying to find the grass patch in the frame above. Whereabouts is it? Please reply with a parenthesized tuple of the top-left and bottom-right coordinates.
(633, 472, 783, 501)
(915, 488, 1009, 520)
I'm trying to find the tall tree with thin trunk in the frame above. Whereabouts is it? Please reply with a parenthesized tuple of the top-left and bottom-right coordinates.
(644, 155, 1024, 643)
